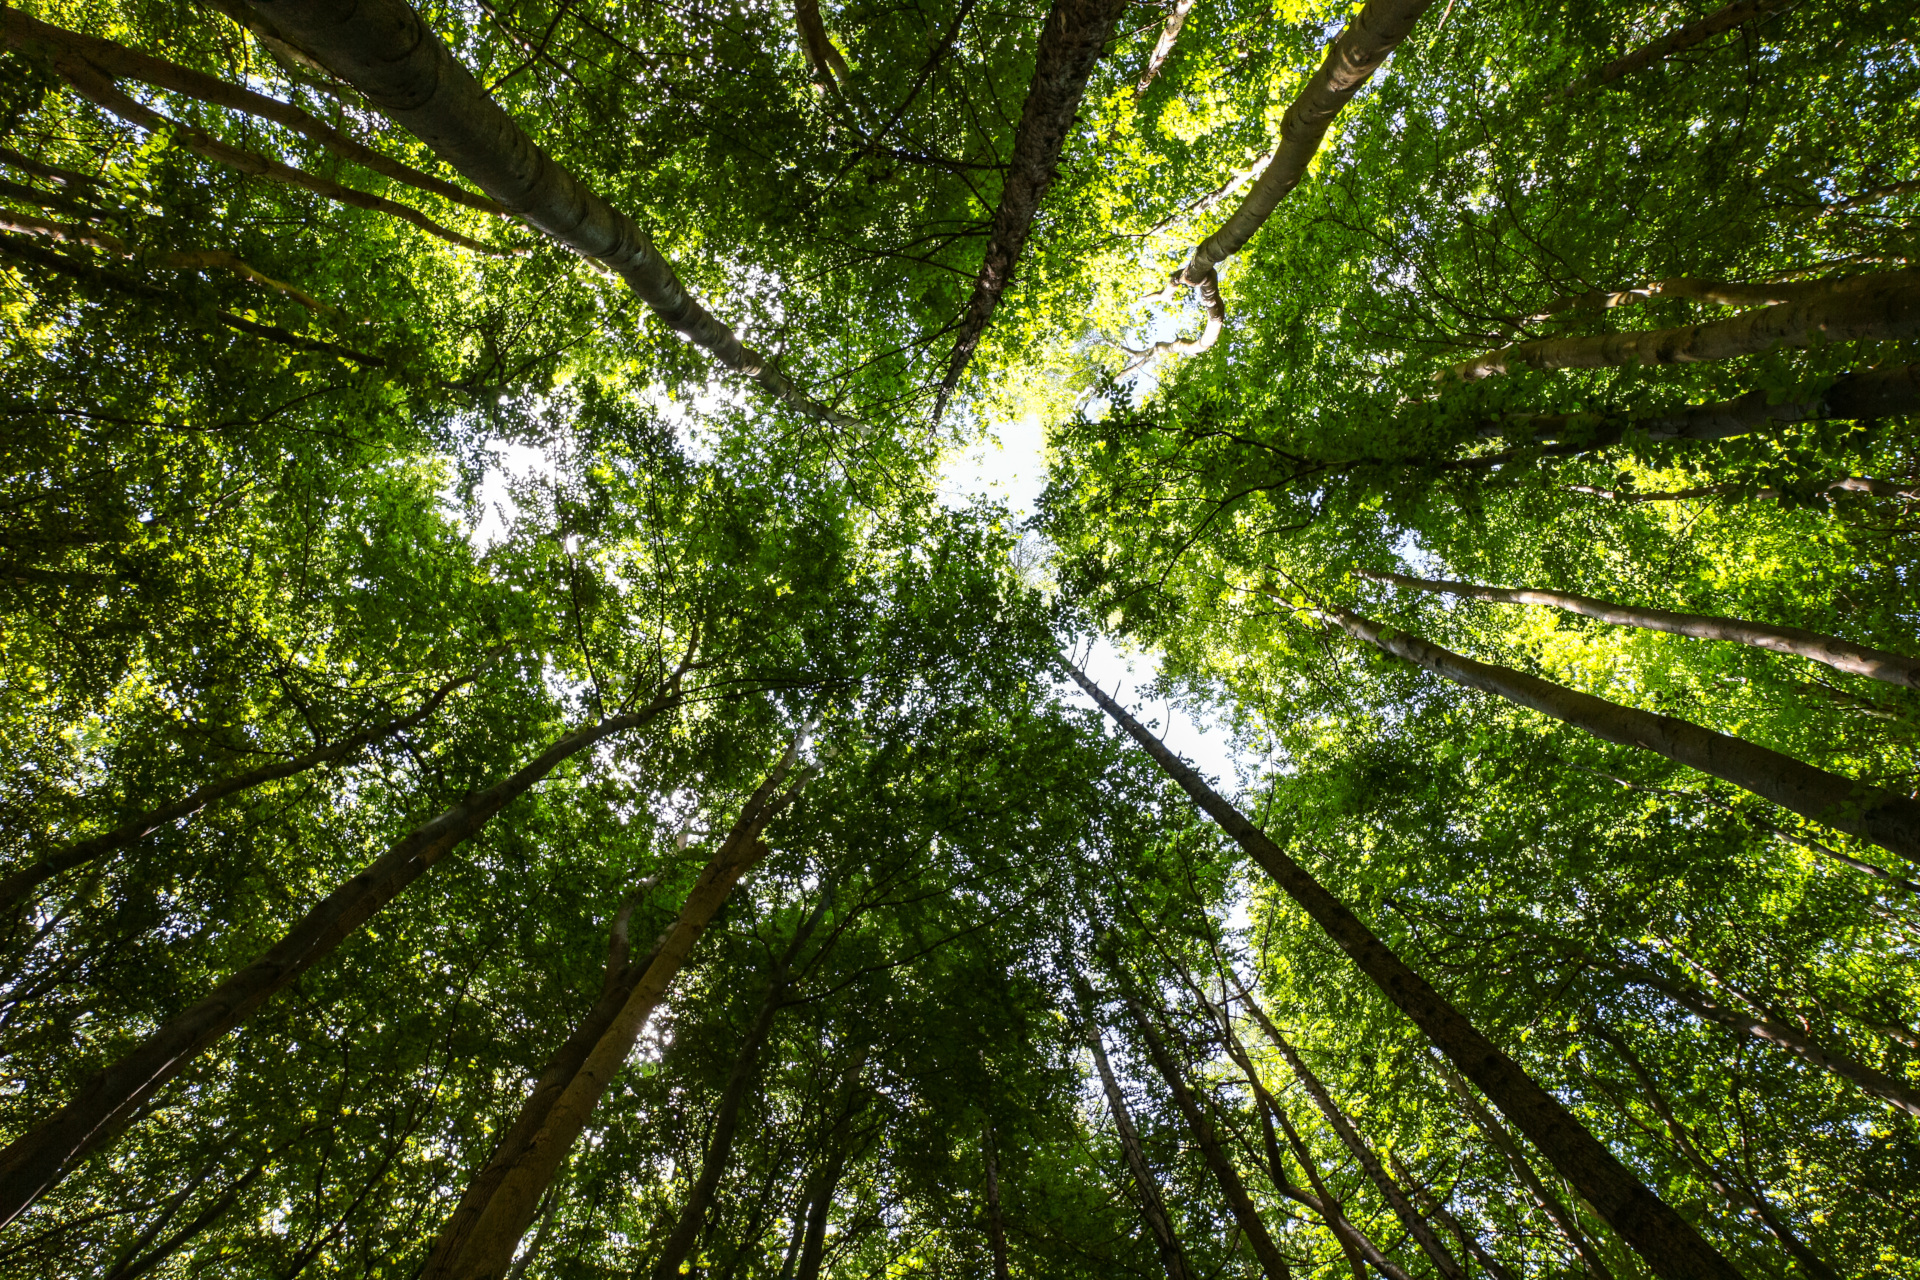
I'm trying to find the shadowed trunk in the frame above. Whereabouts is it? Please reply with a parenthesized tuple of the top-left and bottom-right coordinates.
(245, 0, 837, 418)
(1317, 606, 1920, 864)
(1360, 569, 1920, 690)
(1242, 1004, 1465, 1280)
(1, 665, 483, 908)
(0, 10, 501, 211)
(792, 1052, 870, 1280)
(1446, 269, 1920, 381)
(1061, 655, 1743, 1280)
(984, 1127, 1011, 1280)
(1115, 976, 1294, 1279)
(1389, 1154, 1522, 1280)
(934, 0, 1130, 416)
(1073, 976, 1197, 1280)
(423, 737, 816, 1279)
(1598, 957, 1920, 1118)
(0, 666, 691, 1231)
(649, 890, 835, 1280)
(1431, 1061, 1618, 1280)
(1556, 0, 1796, 98)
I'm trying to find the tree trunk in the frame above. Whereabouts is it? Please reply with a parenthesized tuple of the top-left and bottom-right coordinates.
(1061, 656, 1743, 1280)
(649, 890, 835, 1280)
(934, 0, 1130, 416)
(1446, 362, 1920, 469)
(243, 0, 834, 418)
(1556, 0, 1796, 98)
(1317, 606, 1920, 864)
(1073, 976, 1197, 1280)
(1446, 269, 1920, 381)
(1388, 1157, 1521, 1280)
(1180, 0, 1431, 282)
(984, 1127, 1012, 1280)
(795, 0, 850, 88)
(793, 1052, 871, 1280)
(1115, 977, 1295, 1280)
(0, 9, 501, 211)
(1, 666, 484, 908)
(1599, 958, 1920, 1118)
(1360, 569, 1920, 691)
(1431, 1062, 1618, 1280)
(1590, 1021, 1839, 1280)
(0, 668, 691, 1231)
(1134, 0, 1197, 98)
(422, 737, 816, 1279)
(1241, 1006, 1465, 1280)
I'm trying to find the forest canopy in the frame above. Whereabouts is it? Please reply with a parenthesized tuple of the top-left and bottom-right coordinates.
(1, 0, 1917, 1277)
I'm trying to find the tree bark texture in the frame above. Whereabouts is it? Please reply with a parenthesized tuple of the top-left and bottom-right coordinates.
(1318, 607, 1920, 865)
(1361, 569, 1920, 690)
(1074, 977, 1197, 1280)
(1, 666, 481, 908)
(935, 0, 1129, 415)
(246, 0, 833, 417)
(1601, 959, 1920, 1118)
(1446, 269, 1920, 381)
(1116, 979, 1294, 1280)
(1242, 1003, 1465, 1280)
(423, 745, 814, 1279)
(649, 891, 834, 1280)
(1181, 0, 1431, 281)
(1134, 0, 1196, 98)
(0, 10, 501, 211)
(1061, 656, 1744, 1280)
(1557, 0, 1796, 98)
(0, 671, 690, 1232)
(1431, 1062, 1618, 1280)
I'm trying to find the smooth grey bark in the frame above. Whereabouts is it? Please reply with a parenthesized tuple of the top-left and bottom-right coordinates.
(934, 0, 1130, 416)
(246, 0, 839, 419)
(1432, 1062, 1619, 1280)
(0, 665, 692, 1231)
(1242, 1004, 1465, 1280)
(1599, 957, 1920, 1118)
(1073, 976, 1197, 1280)
(1513, 276, 1841, 329)
(1062, 655, 1743, 1280)
(1446, 269, 1920, 381)
(1556, 0, 1796, 98)
(1, 666, 482, 908)
(648, 890, 834, 1280)
(1360, 569, 1920, 690)
(1163, 0, 1429, 348)
(423, 736, 816, 1280)
(1, 9, 501, 211)
(1318, 606, 1920, 865)
(1116, 978, 1295, 1279)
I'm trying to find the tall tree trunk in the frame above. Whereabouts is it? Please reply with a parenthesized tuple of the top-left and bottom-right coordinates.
(1431, 1061, 1619, 1280)
(422, 735, 816, 1279)
(1061, 656, 1743, 1280)
(795, 0, 851, 88)
(1556, 0, 1796, 98)
(243, 0, 835, 418)
(1445, 362, 1920, 469)
(792, 1052, 871, 1280)
(0, 10, 501, 211)
(1, 665, 484, 908)
(1072, 975, 1197, 1280)
(1172, 0, 1430, 305)
(1114, 976, 1295, 1280)
(649, 890, 835, 1280)
(1316, 606, 1920, 864)
(983, 1126, 1012, 1280)
(1360, 570, 1920, 691)
(1388, 1156, 1521, 1280)
(0, 666, 691, 1231)
(1446, 269, 1920, 381)
(1240, 1005, 1465, 1280)
(1597, 957, 1920, 1118)
(1590, 1021, 1839, 1280)
(1134, 0, 1197, 98)
(934, 0, 1130, 416)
